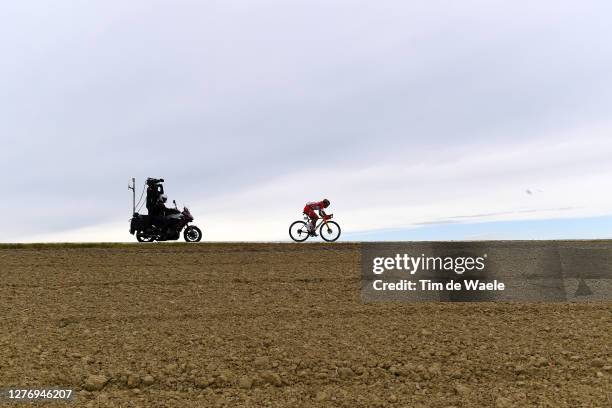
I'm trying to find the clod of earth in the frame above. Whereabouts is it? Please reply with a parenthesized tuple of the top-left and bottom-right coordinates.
(84, 375, 108, 391)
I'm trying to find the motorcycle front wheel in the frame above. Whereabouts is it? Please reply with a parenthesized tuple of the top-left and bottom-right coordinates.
(184, 225, 202, 242)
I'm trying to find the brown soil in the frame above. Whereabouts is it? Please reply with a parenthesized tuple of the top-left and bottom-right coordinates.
(1, 243, 610, 407)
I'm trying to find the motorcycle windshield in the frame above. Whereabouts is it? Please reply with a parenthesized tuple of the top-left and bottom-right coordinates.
(182, 207, 193, 221)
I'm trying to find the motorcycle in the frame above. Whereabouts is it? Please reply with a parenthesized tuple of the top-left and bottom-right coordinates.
(128, 178, 203, 243)
(130, 201, 202, 242)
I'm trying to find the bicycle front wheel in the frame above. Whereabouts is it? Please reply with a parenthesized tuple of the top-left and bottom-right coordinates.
(320, 221, 341, 242)
(289, 221, 310, 242)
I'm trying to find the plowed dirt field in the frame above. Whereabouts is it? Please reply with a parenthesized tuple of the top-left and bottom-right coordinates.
(1, 243, 610, 407)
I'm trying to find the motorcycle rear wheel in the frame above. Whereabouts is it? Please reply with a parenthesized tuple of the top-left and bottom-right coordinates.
(136, 230, 155, 242)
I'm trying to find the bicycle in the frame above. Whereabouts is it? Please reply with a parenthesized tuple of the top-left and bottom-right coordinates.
(289, 213, 341, 242)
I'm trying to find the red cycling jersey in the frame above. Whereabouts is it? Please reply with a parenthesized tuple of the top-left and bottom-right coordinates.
(305, 201, 327, 211)
(304, 201, 328, 220)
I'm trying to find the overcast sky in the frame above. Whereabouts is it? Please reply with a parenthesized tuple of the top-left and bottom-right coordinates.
(2, 1, 612, 242)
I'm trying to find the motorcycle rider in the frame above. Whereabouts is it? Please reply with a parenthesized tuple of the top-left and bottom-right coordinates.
(303, 199, 330, 236)
(152, 194, 178, 232)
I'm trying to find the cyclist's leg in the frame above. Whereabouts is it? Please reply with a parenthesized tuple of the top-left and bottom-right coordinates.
(305, 208, 318, 232)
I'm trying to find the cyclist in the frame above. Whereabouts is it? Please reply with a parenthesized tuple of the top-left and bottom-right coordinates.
(303, 199, 331, 235)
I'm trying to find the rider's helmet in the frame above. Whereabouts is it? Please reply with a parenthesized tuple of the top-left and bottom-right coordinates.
(322, 199, 330, 207)
(160, 194, 168, 204)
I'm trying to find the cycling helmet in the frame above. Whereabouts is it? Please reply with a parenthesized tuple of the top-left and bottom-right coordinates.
(322, 199, 330, 207)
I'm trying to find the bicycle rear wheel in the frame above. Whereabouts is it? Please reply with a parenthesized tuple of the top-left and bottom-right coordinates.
(289, 221, 310, 242)
(320, 221, 341, 242)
